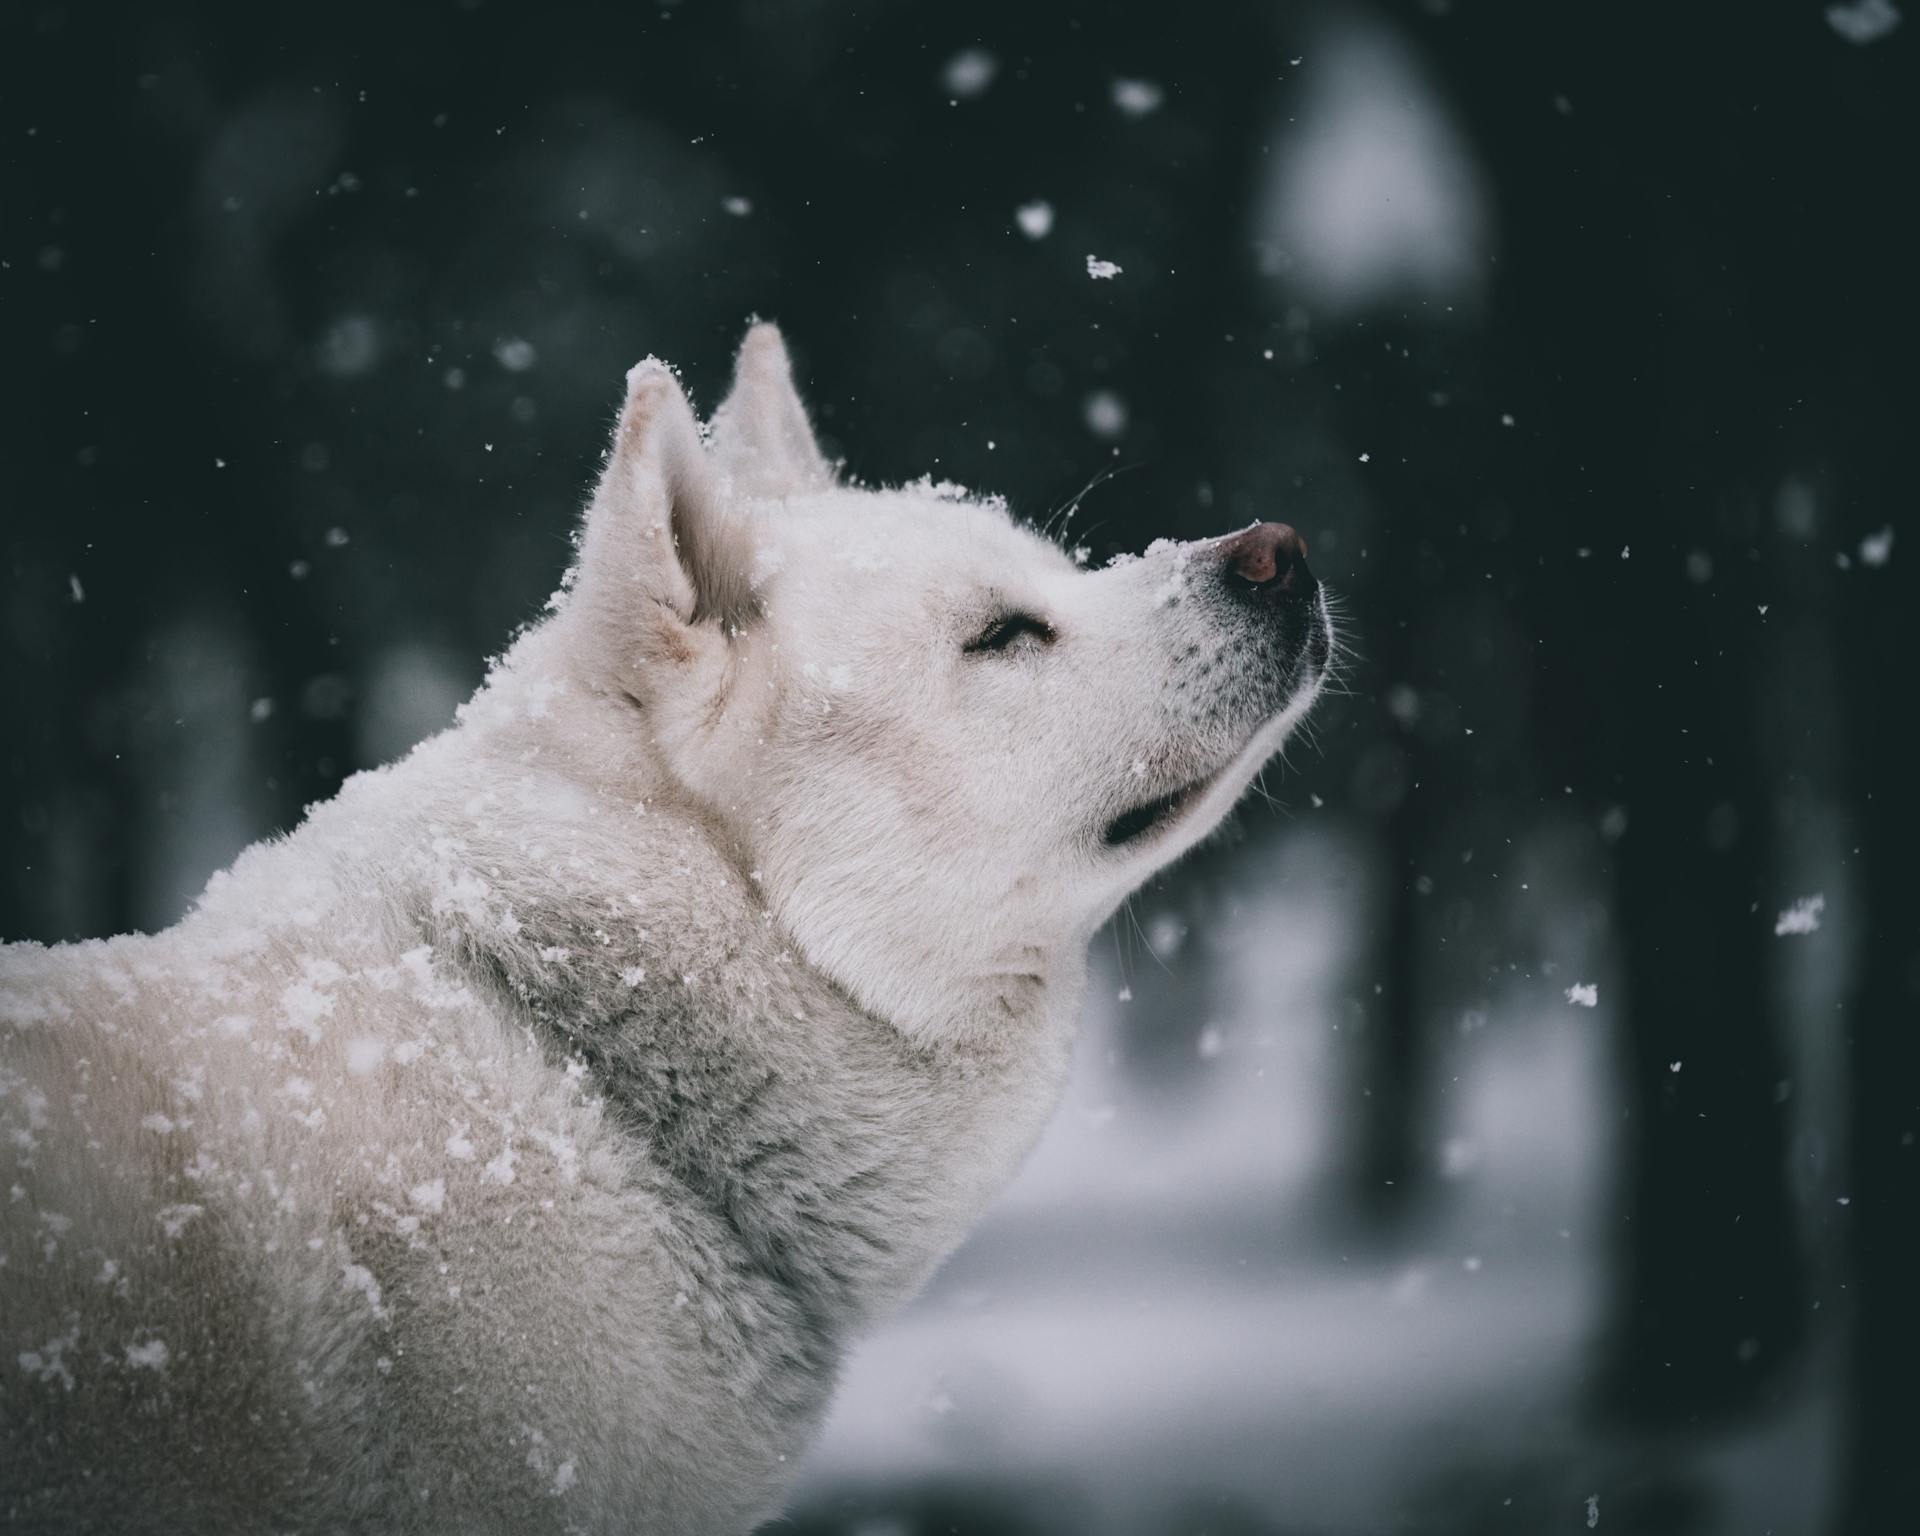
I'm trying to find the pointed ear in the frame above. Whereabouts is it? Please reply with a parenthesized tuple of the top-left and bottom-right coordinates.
(571, 360, 756, 657)
(708, 322, 835, 499)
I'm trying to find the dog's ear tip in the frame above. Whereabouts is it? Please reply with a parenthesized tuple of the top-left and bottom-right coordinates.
(713, 325, 830, 497)
(623, 356, 679, 400)
(738, 320, 788, 357)
(616, 360, 700, 458)
(579, 350, 747, 644)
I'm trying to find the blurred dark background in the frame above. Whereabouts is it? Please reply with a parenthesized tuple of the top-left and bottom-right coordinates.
(3, 1, 1915, 1531)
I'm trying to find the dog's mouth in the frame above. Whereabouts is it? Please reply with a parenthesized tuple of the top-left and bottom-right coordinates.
(1102, 617, 1334, 852)
(1101, 769, 1219, 849)
(1102, 595, 1335, 854)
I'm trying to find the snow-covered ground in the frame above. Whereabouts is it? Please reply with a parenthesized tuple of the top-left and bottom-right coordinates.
(781, 823, 1839, 1535)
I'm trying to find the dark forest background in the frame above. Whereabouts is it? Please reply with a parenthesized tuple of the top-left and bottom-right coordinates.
(2, 1, 1914, 1532)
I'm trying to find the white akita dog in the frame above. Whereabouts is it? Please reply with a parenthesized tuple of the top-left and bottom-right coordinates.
(1, 324, 1333, 1533)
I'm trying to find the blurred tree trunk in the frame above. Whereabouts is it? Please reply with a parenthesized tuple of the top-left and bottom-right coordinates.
(1312, 321, 1438, 1229)
(1414, 0, 1811, 1421)
(1824, 85, 1920, 1518)
(1361, 779, 1424, 1220)
(1836, 550, 1920, 1530)
(1602, 588, 1804, 1417)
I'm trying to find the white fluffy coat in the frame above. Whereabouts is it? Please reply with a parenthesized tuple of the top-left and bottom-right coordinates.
(1, 326, 1332, 1533)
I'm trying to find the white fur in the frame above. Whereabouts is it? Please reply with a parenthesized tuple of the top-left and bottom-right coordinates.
(1, 325, 1332, 1533)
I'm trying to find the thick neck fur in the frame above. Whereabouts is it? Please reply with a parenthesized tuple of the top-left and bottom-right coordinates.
(405, 651, 1084, 1333)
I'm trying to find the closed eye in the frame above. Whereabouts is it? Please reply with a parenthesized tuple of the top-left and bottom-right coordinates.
(963, 611, 1056, 654)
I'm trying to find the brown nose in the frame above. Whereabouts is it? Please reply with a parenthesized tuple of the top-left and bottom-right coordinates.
(1222, 522, 1315, 600)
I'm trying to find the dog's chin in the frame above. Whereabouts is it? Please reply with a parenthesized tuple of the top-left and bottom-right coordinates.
(1102, 619, 1332, 858)
(1100, 734, 1269, 856)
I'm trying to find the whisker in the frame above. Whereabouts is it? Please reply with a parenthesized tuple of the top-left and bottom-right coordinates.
(1124, 895, 1176, 978)
(1041, 460, 1146, 549)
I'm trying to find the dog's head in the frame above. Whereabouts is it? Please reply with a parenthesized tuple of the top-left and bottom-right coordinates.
(561, 325, 1334, 1042)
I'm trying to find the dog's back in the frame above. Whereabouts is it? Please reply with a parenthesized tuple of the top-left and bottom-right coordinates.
(1, 937, 359, 1531)
(1, 742, 874, 1533)
(0, 859, 700, 1532)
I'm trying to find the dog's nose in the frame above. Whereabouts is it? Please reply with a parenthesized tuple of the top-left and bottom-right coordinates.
(1222, 522, 1316, 601)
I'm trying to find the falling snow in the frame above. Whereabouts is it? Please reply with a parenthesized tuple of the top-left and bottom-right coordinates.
(1774, 894, 1825, 937)
(1083, 390, 1128, 439)
(124, 1339, 171, 1372)
(1015, 200, 1054, 240)
(493, 337, 538, 372)
(1111, 78, 1165, 117)
(941, 48, 998, 99)
(1826, 0, 1903, 44)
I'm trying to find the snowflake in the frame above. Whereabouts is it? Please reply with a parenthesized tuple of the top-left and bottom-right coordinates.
(1774, 894, 1825, 937)
(1826, 0, 1902, 44)
(1111, 78, 1164, 118)
(1015, 200, 1054, 240)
